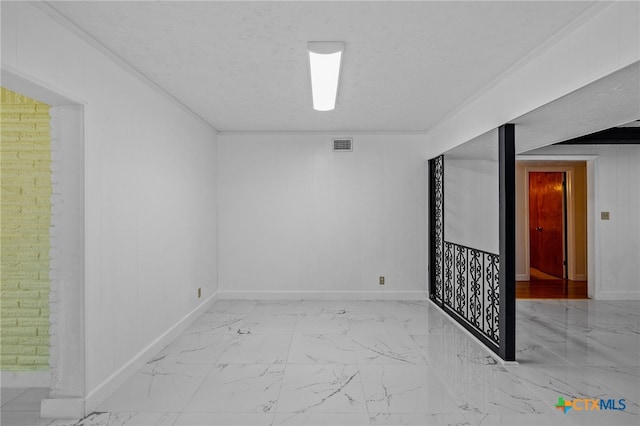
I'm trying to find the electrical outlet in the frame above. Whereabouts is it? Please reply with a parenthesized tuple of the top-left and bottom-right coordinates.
(379, 276, 385, 285)
(197, 288, 201, 298)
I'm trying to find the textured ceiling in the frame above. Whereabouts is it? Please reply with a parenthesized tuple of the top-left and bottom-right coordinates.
(445, 62, 640, 160)
(514, 62, 640, 153)
(47, 1, 597, 132)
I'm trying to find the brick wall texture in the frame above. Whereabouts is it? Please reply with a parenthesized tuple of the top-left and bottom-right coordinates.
(1, 87, 51, 371)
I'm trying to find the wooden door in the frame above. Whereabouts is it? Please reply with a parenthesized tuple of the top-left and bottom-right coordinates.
(529, 172, 565, 278)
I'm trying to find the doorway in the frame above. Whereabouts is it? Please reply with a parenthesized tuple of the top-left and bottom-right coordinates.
(515, 161, 589, 299)
(2, 68, 86, 414)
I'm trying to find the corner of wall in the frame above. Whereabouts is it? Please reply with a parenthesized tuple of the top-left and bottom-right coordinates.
(81, 292, 219, 416)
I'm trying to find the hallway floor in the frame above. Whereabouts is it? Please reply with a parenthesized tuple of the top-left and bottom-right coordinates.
(516, 268, 589, 299)
(2, 299, 638, 426)
(516, 280, 589, 299)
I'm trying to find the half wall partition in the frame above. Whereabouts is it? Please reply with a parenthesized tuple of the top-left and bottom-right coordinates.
(429, 124, 515, 361)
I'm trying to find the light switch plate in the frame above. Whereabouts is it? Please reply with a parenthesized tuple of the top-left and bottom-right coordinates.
(601, 211, 610, 220)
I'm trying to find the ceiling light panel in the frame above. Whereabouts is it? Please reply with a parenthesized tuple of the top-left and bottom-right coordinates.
(308, 42, 344, 111)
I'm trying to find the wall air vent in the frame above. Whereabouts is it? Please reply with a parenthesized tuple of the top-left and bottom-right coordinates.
(333, 138, 353, 152)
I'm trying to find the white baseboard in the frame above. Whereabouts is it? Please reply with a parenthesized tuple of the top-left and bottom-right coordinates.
(217, 291, 428, 300)
(1, 371, 50, 388)
(516, 274, 530, 281)
(595, 291, 640, 300)
(40, 292, 219, 419)
(41, 397, 84, 419)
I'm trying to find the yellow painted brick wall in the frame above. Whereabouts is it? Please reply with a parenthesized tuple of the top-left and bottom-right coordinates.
(1, 87, 51, 371)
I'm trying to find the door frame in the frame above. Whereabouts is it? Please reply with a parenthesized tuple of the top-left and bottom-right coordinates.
(526, 168, 571, 280)
(517, 155, 597, 298)
(2, 66, 87, 416)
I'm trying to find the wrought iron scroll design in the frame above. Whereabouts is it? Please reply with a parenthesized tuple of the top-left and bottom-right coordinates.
(429, 154, 502, 352)
(442, 242, 500, 346)
(430, 156, 444, 303)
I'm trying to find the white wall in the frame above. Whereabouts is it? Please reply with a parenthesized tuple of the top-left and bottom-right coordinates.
(522, 145, 640, 299)
(2, 0, 218, 407)
(218, 133, 427, 298)
(443, 158, 499, 254)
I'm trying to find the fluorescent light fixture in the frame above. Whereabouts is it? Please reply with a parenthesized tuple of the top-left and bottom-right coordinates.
(308, 41, 344, 111)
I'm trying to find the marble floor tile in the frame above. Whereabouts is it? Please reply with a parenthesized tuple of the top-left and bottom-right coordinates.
(186, 312, 247, 335)
(463, 412, 570, 426)
(434, 360, 512, 391)
(422, 317, 465, 336)
(352, 333, 426, 365)
(66, 412, 179, 426)
(295, 312, 350, 335)
(413, 333, 499, 369)
(408, 334, 433, 364)
(150, 332, 234, 365)
(217, 334, 292, 364)
(1, 388, 27, 408)
(515, 317, 566, 341)
(0, 411, 78, 426)
(506, 365, 635, 412)
(235, 313, 300, 335)
(381, 300, 429, 318)
(276, 364, 366, 414)
(1, 388, 50, 411)
(584, 332, 640, 366)
(339, 300, 389, 317)
(369, 412, 471, 426)
(569, 365, 640, 403)
(8, 299, 639, 426)
(208, 300, 257, 315)
(518, 332, 627, 367)
(517, 300, 640, 339)
(0, 388, 68, 426)
(561, 410, 640, 426)
(420, 316, 555, 415)
(252, 300, 303, 316)
(183, 364, 284, 414)
(562, 301, 640, 329)
(421, 315, 449, 332)
(300, 300, 360, 315)
(287, 334, 357, 364)
(174, 412, 276, 426)
(348, 314, 427, 336)
(98, 363, 211, 412)
(272, 411, 371, 426)
(514, 333, 572, 366)
(359, 364, 459, 414)
(442, 367, 550, 415)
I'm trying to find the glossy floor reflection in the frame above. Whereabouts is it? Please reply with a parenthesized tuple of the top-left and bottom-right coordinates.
(2, 299, 638, 425)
